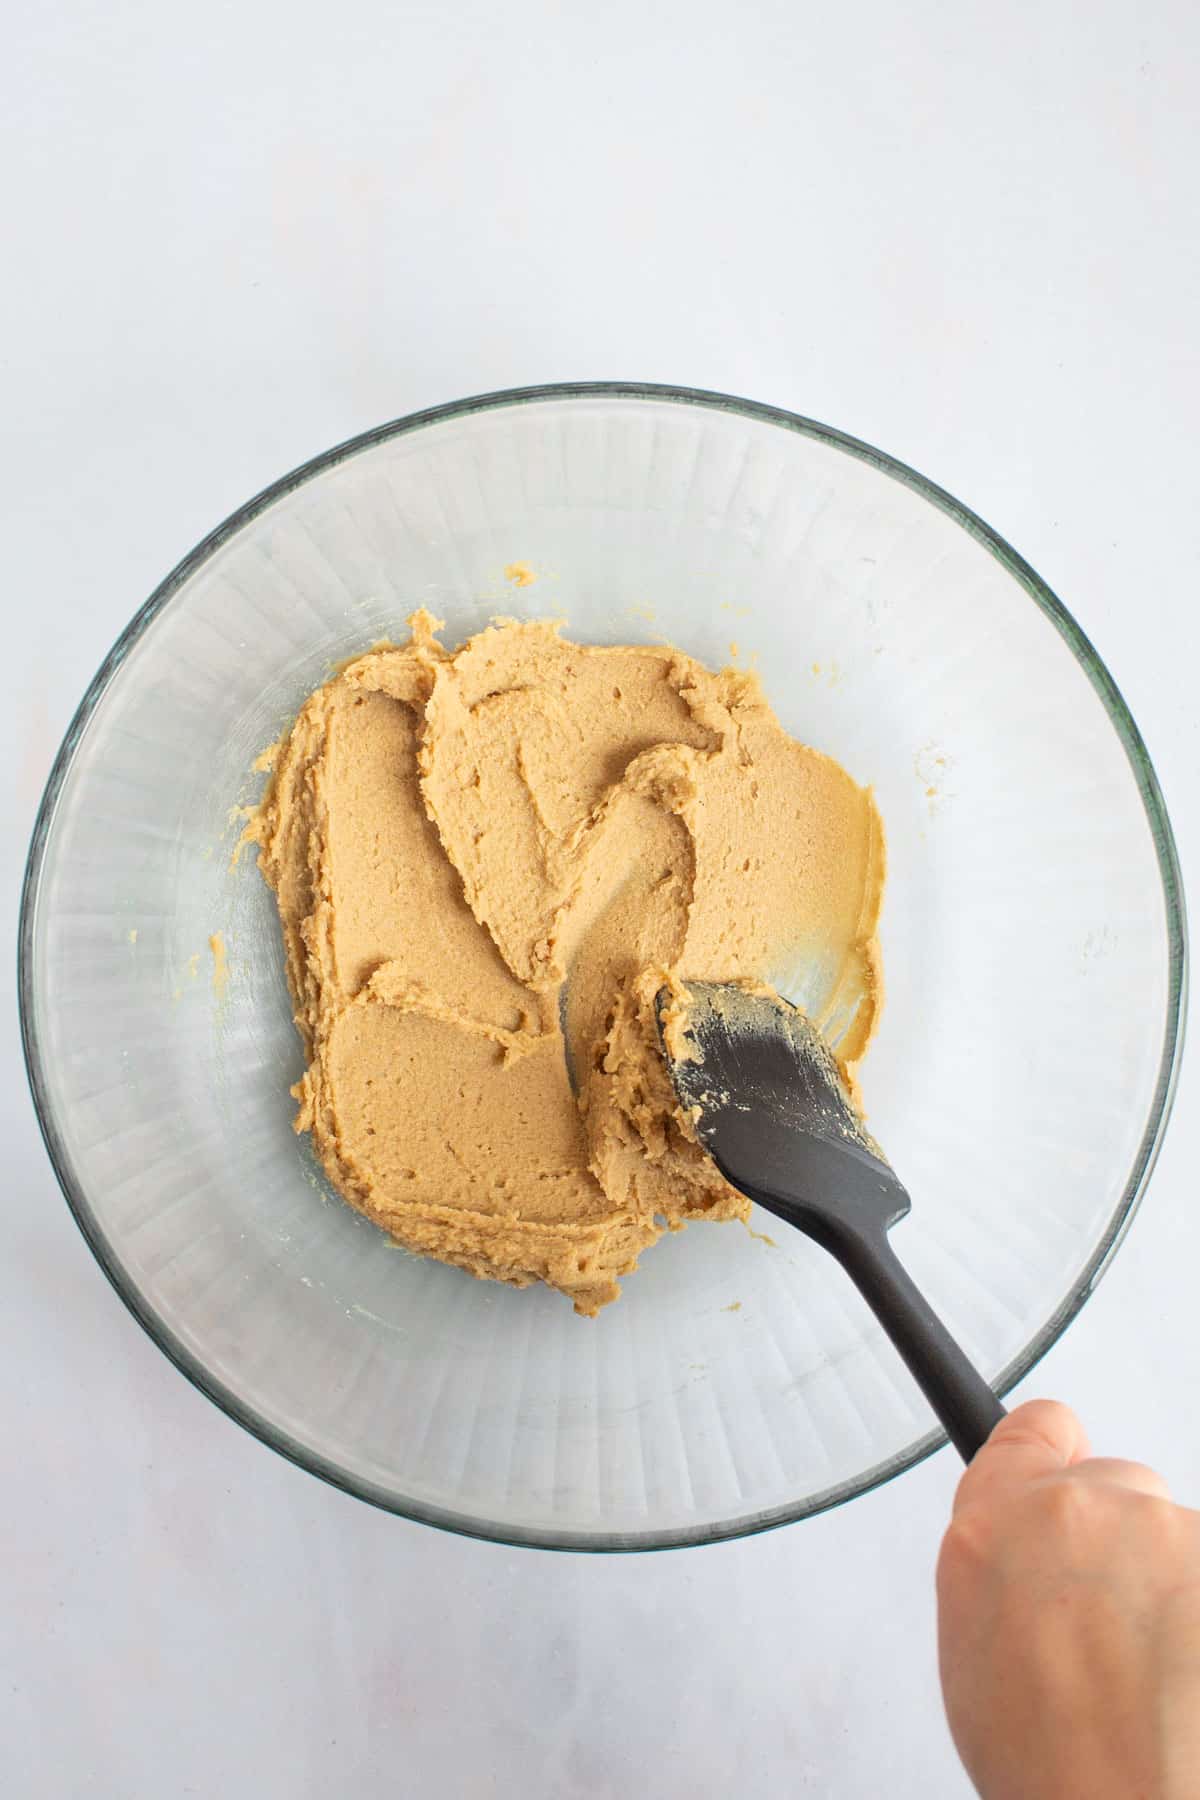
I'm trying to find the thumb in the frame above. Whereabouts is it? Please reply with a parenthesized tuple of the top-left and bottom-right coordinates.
(952, 1399, 1090, 1516)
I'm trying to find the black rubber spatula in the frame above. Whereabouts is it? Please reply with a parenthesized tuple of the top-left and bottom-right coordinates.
(659, 982, 1005, 1461)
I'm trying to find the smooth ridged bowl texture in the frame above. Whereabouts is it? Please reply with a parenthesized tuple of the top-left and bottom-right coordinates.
(22, 385, 1186, 1549)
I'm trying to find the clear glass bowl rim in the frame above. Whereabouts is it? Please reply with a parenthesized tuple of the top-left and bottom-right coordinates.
(19, 381, 1190, 1553)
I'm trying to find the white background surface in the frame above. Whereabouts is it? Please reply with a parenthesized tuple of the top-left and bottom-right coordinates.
(3, 3, 1197, 1794)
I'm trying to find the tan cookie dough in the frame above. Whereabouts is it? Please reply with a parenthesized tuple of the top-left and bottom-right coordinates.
(249, 613, 884, 1314)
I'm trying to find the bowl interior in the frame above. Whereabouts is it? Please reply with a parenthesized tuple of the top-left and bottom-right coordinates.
(24, 390, 1183, 1547)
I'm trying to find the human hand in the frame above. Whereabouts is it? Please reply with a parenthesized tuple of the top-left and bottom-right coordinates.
(936, 1399, 1200, 1799)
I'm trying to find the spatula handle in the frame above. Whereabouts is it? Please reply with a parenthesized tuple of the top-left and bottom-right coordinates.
(829, 1225, 1006, 1461)
(751, 1192, 1005, 1461)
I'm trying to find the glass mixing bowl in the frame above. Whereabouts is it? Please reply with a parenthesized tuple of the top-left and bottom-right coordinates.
(21, 384, 1186, 1550)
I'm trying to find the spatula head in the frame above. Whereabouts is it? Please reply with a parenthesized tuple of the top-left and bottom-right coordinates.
(658, 981, 911, 1247)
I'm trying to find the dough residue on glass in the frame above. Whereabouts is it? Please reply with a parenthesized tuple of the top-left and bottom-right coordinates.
(247, 612, 884, 1315)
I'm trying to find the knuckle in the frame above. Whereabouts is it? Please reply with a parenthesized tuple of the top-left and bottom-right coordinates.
(944, 1475, 1105, 1570)
(938, 1508, 998, 1584)
(1028, 1473, 1120, 1544)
